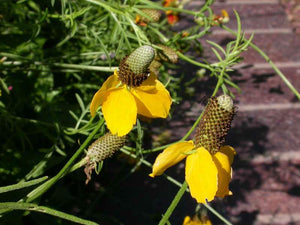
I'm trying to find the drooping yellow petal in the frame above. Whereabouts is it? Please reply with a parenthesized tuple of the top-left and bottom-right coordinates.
(102, 87, 137, 136)
(90, 71, 121, 117)
(213, 150, 232, 198)
(185, 147, 218, 203)
(150, 141, 194, 177)
(135, 72, 157, 92)
(132, 75, 171, 118)
(219, 145, 236, 165)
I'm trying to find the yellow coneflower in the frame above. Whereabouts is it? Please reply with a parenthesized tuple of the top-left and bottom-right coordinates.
(90, 46, 172, 136)
(150, 95, 236, 203)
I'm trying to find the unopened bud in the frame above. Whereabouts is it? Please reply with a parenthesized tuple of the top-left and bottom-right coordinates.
(84, 133, 126, 184)
(137, 9, 161, 23)
(156, 44, 178, 63)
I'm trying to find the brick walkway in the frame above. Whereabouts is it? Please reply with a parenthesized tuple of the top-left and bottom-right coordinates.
(166, 0, 300, 224)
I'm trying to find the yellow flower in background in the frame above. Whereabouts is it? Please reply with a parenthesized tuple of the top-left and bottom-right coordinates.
(90, 46, 172, 136)
(183, 216, 212, 225)
(150, 95, 237, 203)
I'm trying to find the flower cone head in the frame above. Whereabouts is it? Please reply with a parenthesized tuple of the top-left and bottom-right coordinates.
(194, 95, 236, 154)
(118, 45, 155, 86)
(84, 132, 126, 184)
(136, 9, 161, 24)
(156, 44, 178, 63)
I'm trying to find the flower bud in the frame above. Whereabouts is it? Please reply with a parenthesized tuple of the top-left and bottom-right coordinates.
(136, 9, 161, 23)
(84, 132, 126, 184)
(156, 44, 178, 63)
(87, 132, 126, 162)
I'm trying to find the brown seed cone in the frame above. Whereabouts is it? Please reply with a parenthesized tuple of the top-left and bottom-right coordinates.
(118, 56, 150, 86)
(87, 133, 126, 163)
(157, 44, 178, 63)
(194, 95, 236, 154)
(149, 59, 162, 75)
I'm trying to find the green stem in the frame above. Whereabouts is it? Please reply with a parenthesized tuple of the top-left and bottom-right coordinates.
(26, 119, 104, 202)
(222, 25, 300, 101)
(204, 204, 233, 225)
(0, 202, 98, 225)
(158, 182, 188, 225)
(181, 111, 204, 141)
(0, 177, 48, 194)
(212, 65, 226, 97)
(53, 63, 118, 72)
(176, 51, 211, 70)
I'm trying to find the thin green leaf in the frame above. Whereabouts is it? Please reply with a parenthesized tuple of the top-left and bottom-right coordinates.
(0, 202, 98, 225)
(0, 177, 48, 194)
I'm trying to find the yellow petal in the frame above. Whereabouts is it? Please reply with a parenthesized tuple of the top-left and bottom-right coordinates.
(183, 216, 192, 225)
(90, 72, 121, 117)
(185, 147, 218, 203)
(136, 72, 157, 92)
(102, 87, 137, 136)
(219, 145, 236, 165)
(150, 141, 194, 177)
(132, 76, 171, 118)
(213, 150, 232, 198)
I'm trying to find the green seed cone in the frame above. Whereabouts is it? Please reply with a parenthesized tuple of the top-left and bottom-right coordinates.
(118, 46, 155, 86)
(157, 44, 178, 63)
(87, 133, 126, 163)
(139, 9, 161, 23)
(126, 45, 155, 74)
(194, 95, 236, 154)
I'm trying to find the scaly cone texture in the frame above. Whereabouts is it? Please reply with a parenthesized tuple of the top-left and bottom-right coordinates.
(84, 133, 126, 184)
(118, 45, 155, 86)
(137, 9, 161, 23)
(87, 133, 126, 163)
(149, 44, 178, 75)
(156, 44, 178, 63)
(194, 95, 235, 154)
(126, 45, 155, 74)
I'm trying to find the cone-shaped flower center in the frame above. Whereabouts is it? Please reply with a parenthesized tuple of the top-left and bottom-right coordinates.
(87, 132, 126, 163)
(194, 95, 236, 154)
(118, 45, 155, 87)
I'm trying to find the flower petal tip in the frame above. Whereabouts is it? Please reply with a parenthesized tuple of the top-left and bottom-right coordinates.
(149, 173, 155, 178)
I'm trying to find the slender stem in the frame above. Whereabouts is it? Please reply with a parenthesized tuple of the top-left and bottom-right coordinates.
(0, 177, 48, 194)
(176, 51, 211, 70)
(53, 63, 118, 72)
(0, 202, 98, 225)
(222, 25, 300, 101)
(26, 119, 104, 202)
(212, 65, 226, 97)
(158, 182, 188, 225)
(204, 204, 233, 225)
(181, 111, 204, 141)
